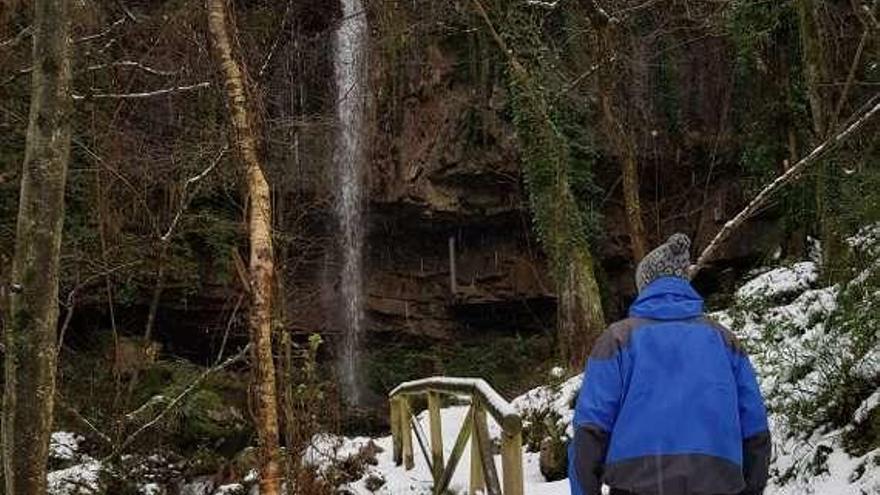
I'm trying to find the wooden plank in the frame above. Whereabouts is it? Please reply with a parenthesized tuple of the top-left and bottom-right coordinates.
(470, 416, 485, 495)
(472, 399, 501, 495)
(501, 430, 524, 495)
(401, 397, 414, 470)
(428, 391, 445, 483)
(435, 405, 473, 494)
(390, 398, 402, 466)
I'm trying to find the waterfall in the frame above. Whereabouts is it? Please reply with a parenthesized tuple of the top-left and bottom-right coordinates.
(333, 0, 368, 405)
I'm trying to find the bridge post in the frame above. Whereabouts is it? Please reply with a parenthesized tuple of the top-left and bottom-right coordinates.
(469, 404, 485, 494)
(501, 428, 524, 495)
(401, 397, 414, 469)
(390, 397, 402, 465)
(428, 391, 444, 483)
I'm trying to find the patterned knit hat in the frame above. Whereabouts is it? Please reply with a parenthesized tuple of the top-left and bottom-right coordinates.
(635, 233, 692, 292)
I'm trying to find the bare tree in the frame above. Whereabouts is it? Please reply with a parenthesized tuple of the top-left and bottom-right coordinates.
(578, 0, 648, 261)
(2, 0, 72, 493)
(207, 1, 282, 494)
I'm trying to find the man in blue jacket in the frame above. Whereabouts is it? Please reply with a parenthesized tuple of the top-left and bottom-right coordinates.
(569, 233, 771, 495)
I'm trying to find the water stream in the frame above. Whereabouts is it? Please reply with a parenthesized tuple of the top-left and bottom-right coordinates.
(333, 0, 368, 406)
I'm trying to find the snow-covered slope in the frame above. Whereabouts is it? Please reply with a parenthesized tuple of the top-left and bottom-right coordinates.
(326, 226, 880, 495)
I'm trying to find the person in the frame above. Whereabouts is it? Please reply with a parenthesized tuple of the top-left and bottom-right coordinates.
(569, 233, 771, 495)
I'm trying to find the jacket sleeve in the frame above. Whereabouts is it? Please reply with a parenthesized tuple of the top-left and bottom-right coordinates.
(569, 331, 624, 495)
(734, 352, 771, 495)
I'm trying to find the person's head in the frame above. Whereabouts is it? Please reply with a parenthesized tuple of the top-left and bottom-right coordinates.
(635, 233, 692, 292)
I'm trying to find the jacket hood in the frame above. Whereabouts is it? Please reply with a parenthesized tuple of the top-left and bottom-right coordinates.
(629, 276, 704, 320)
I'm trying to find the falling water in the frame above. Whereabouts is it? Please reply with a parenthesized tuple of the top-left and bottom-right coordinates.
(334, 0, 368, 405)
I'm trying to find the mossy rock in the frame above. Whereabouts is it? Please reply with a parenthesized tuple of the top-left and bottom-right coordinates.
(179, 389, 251, 454)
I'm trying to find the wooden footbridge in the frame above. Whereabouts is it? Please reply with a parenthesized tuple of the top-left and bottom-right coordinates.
(389, 377, 524, 495)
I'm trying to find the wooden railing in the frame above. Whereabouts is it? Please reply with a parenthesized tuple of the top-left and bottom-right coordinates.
(389, 377, 524, 495)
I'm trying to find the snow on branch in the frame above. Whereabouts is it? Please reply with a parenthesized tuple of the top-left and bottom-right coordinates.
(526, 0, 563, 8)
(72, 82, 210, 100)
(692, 95, 880, 275)
(75, 18, 127, 43)
(86, 60, 177, 77)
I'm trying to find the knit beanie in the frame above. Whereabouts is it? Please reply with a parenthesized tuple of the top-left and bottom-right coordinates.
(635, 233, 692, 292)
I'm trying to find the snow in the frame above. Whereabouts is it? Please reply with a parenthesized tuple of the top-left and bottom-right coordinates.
(736, 261, 818, 302)
(140, 483, 164, 495)
(390, 376, 520, 420)
(50, 431, 84, 462)
(47, 459, 102, 495)
(323, 405, 570, 495)
(333, 235, 880, 495)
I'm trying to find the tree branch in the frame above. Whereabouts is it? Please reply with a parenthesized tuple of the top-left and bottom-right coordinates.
(692, 96, 880, 274)
(72, 82, 210, 100)
(104, 343, 251, 461)
(86, 60, 177, 77)
(0, 25, 32, 50)
(160, 145, 228, 242)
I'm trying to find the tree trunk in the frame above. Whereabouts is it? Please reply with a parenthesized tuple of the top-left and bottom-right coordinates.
(2, 0, 72, 493)
(206, 1, 282, 494)
(796, 0, 841, 276)
(559, 249, 606, 369)
(581, 1, 648, 262)
(469, 0, 606, 368)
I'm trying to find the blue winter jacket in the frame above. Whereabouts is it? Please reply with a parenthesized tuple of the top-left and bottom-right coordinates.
(569, 277, 771, 495)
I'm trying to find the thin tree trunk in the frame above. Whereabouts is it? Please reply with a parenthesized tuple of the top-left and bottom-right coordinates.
(207, 1, 282, 494)
(580, 0, 647, 262)
(599, 85, 647, 261)
(2, 0, 72, 492)
(796, 0, 841, 273)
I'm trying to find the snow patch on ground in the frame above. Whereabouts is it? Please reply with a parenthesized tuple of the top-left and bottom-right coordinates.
(47, 459, 102, 495)
(736, 261, 818, 302)
(49, 431, 85, 462)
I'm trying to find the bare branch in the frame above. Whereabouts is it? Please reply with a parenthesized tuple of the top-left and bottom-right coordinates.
(526, 0, 564, 8)
(0, 25, 32, 50)
(58, 398, 112, 445)
(57, 261, 143, 353)
(258, 0, 294, 79)
(72, 82, 211, 100)
(558, 58, 612, 96)
(75, 18, 126, 43)
(86, 60, 177, 77)
(105, 344, 251, 461)
(160, 145, 229, 242)
(693, 95, 880, 274)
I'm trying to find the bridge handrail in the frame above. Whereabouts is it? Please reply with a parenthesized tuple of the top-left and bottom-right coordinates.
(388, 376, 522, 432)
(388, 376, 524, 495)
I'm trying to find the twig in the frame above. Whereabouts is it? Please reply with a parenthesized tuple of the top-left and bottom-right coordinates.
(58, 398, 112, 445)
(692, 95, 880, 274)
(57, 261, 143, 353)
(0, 25, 32, 50)
(104, 344, 251, 461)
(160, 145, 228, 242)
(258, 0, 294, 79)
(830, 1, 877, 128)
(72, 82, 211, 100)
(557, 59, 610, 96)
(75, 18, 126, 43)
(86, 60, 177, 77)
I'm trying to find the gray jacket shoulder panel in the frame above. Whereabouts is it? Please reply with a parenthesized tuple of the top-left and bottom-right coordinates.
(591, 317, 648, 359)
